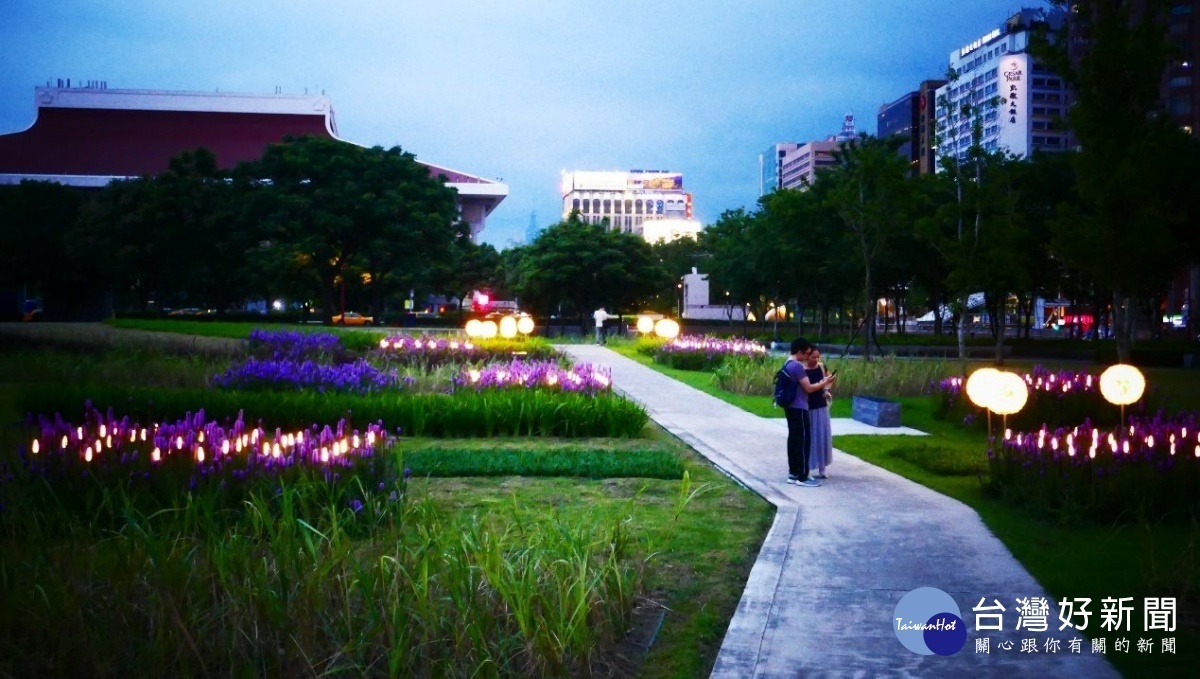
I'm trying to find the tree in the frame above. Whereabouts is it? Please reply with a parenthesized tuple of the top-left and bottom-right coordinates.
(1038, 0, 1200, 360)
(0, 181, 87, 318)
(757, 181, 857, 339)
(242, 136, 460, 322)
(700, 209, 773, 332)
(511, 215, 668, 327)
(825, 134, 912, 360)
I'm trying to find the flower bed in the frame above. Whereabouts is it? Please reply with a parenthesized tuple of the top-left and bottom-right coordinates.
(455, 359, 612, 397)
(653, 335, 767, 371)
(933, 364, 1123, 430)
(6, 403, 394, 529)
(989, 411, 1200, 522)
(213, 357, 403, 394)
(377, 334, 557, 365)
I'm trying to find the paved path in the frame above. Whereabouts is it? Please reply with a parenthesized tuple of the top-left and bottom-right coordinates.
(557, 345, 1119, 679)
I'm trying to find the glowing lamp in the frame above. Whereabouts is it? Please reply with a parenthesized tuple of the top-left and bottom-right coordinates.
(964, 368, 1001, 411)
(636, 316, 655, 334)
(481, 320, 498, 339)
(990, 372, 1029, 416)
(1099, 364, 1145, 406)
(654, 318, 680, 339)
(1100, 363, 1145, 429)
(516, 316, 535, 335)
(499, 315, 518, 339)
(464, 319, 483, 338)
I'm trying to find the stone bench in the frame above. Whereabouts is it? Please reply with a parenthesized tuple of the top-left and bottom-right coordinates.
(852, 395, 901, 428)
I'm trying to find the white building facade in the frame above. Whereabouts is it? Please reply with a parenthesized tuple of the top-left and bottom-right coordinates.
(560, 169, 693, 236)
(934, 8, 1068, 167)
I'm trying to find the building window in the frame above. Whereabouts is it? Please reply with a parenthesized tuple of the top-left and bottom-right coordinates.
(602, 199, 611, 214)
(635, 200, 643, 215)
(1169, 76, 1193, 87)
(581, 199, 590, 214)
(592, 199, 601, 214)
(572, 198, 581, 213)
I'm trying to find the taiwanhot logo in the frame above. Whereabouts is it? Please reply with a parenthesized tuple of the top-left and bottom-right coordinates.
(893, 587, 967, 656)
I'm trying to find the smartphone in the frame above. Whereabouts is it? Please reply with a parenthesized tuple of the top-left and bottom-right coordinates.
(829, 369, 838, 377)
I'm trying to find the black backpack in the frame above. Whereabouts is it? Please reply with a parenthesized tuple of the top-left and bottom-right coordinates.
(773, 360, 799, 408)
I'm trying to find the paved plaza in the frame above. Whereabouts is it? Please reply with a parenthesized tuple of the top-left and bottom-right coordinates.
(558, 345, 1119, 679)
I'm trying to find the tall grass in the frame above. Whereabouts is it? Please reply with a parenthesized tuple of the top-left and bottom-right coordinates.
(716, 354, 954, 400)
(16, 385, 649, 439)
(0, 476, 647, 678)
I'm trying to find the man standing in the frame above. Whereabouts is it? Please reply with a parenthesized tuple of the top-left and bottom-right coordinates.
(593, 306, 610, 344)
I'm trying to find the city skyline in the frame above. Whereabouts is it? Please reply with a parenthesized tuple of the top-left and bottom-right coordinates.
(0, 0, 1030, 247)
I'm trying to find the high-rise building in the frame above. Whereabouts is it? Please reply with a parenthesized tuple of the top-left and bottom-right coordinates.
(759, 142, 799, 195)
(779, 140, 839, 190)
(877, 80, 947, 176)
(774, 114, 857, 190)
(560, 169, 693, 236)
(934, 8, 1068, 166)
(1164, 0, 1200, 137)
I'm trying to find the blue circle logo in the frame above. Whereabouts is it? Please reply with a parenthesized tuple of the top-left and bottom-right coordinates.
(893, 587, 966, 656)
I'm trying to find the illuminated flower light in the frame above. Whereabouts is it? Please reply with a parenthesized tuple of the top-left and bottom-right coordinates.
(454, 359, 613, 396)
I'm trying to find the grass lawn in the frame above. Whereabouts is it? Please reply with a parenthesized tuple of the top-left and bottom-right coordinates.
(612, 338, 1200, 677)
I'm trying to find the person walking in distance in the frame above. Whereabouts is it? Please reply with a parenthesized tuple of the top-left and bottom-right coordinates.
(782, 338, 837, 487)
(593, 306, 610, 345)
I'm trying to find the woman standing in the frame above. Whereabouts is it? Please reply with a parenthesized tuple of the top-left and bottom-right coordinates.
(805, 348, 833, 479)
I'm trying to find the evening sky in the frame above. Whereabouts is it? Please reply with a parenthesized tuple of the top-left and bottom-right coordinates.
(0, 1, 1031, 247)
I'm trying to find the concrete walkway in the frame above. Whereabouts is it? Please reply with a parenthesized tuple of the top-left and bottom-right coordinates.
(557, 345, 1119, 679)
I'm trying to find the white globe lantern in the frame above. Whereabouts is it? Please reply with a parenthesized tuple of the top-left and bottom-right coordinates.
(516, 315, 535, 335)
(653, 318, 680, 340)
(480, 320, 498, 339)
(1099, 364, 1145, 406)
(636, 315, 655, 334)
(989, 371, 1029, 416)
(1100, 363, 1145, 428)
(498, 315, 518, 339)
(964, 367, 1002, 411)
(464, 319, 483, 338)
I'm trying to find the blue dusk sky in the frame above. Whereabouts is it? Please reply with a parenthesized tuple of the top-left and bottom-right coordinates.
(0, 1, 1033, 248)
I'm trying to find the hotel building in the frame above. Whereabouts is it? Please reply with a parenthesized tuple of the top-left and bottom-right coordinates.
(934, 8, 1068, 166)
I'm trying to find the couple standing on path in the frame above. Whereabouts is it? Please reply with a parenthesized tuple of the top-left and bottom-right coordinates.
(781, 337, 836, 487)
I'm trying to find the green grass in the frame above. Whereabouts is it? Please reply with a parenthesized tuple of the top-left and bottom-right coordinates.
(395, 437, 686, 479)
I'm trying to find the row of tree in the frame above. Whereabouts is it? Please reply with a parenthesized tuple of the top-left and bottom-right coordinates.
(0, 137, 507, 323)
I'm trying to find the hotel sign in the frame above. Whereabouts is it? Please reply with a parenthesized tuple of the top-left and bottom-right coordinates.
(959, 28, 1002, 58)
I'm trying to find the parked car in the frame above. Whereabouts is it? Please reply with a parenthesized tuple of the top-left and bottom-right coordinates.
(331, 311, 375, 326)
